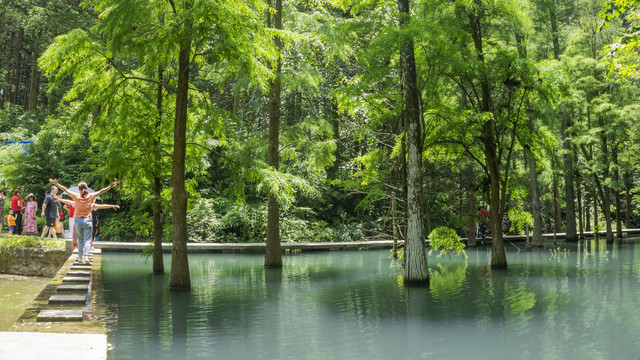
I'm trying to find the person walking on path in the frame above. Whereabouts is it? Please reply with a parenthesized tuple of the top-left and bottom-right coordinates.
(23, 193, 38, 235)
(41, 187, 60, 238)
(49, 178, 117, 264)
(10, 189, 25, 235)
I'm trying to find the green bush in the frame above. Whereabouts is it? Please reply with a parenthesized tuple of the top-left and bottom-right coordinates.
(428, 226, 467, 260)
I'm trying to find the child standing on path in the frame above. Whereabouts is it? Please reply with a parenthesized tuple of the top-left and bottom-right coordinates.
(6, 209, 16, 235)
(23, 193, 38, 235)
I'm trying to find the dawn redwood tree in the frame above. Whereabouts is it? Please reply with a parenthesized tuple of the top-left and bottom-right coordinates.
(398, 0, 429, 285)
(265, 0, 284, 268)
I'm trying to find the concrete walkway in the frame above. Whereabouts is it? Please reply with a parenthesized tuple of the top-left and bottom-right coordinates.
(92, 229, 640, 252)
(0, 332, 107, 360)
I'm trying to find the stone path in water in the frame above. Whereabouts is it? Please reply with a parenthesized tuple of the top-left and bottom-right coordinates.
(36, 252, 94, 322)
(0, 249, 108, 360)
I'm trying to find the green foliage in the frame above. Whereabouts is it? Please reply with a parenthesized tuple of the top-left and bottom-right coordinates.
(428, 227, 467, 261)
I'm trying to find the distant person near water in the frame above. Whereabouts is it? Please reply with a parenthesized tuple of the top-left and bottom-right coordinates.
(41, 187, 60, 238)
(10, 189, 25, 235)
(49, 178, 117, 264)
(23, 193, 38, 235)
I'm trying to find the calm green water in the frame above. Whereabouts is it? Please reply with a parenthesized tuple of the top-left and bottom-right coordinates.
(103, 240, 640, 360)
(0, 274, 50, 330)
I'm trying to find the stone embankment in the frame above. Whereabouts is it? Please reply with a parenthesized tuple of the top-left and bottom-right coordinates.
(0, 247, 70, 277)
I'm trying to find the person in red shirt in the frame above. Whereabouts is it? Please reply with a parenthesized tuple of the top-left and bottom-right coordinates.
(10, 189, 25, 235)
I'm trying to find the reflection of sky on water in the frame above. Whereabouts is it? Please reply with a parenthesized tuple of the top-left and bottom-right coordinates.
(103, 240, 640, 359)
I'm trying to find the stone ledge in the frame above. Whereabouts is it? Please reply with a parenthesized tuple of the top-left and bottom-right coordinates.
(0, 248, 70, 277)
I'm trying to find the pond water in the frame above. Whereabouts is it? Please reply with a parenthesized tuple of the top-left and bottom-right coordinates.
(0, 274, 51, 330)
(103, 240, 640, 360)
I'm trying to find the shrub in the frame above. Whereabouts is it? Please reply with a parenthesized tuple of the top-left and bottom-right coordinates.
(428, 226, 467, 260)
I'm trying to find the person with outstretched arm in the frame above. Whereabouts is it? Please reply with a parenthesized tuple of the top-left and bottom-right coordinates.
(57, 196, 119, 257)
(49, 178, 117, 264)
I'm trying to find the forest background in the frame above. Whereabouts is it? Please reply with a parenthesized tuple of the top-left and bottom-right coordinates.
(1, 0, 640, 263)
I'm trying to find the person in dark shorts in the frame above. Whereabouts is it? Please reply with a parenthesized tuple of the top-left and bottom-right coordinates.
(41, 186, 60, 238)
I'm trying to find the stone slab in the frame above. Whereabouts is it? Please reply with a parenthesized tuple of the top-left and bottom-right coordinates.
(57, 284, 90, 293)
(70, 265, 92, 270)
(0, 332, 106, 360)
(36, 309, 84, 322)
(48, 294, 87, 304)
(66, 270, 91, 276)
(62, 276, 90, 284)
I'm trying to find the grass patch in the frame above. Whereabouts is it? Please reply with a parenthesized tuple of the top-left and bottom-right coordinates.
(0, 235, 66, 250)
(0, 235, 67, 265)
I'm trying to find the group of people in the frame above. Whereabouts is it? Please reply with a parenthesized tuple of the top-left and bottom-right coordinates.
(1, 189, 44, 236)
(2, 179, 119, 265)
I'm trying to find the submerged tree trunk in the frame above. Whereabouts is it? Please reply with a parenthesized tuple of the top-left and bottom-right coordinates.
(399, 0, 428, 285)
(468, 0, 506, 268)
(265, 0, 283, 268)
(169, 15, 192, 290)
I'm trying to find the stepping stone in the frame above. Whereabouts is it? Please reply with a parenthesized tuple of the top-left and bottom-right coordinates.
(69, 264, 91, 270)
(48, 294, 87, 304)
(57, 284, 90, 293)
(37, 309, 84, 322)
(62, 277, 90, 284)
(67, 270, 91, 277)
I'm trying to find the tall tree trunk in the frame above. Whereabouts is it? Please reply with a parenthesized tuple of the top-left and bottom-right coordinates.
(625, 171, 632, 229)
(613, 150, 622, 238)
(153, 176, 165, 274)
(392, 191, 399, 258)
(549, 0, 561, 60)
(586, 190, 591, 232)
(27, 32, 41, 114)
(576, 173, 584, 239)
(169, 14, 192, 290)
(11, 29, 24, 105)
(593, 184, 598, 238)
(153, 66, 165, 274)
(399, 0, 428, 285)
(553, 175, 562, 234)
(265, 0, 283, 268)
(529, 154, 544, 247)
(466, 164, 477, 247)
(562, 112, 577, 241)
(469, 0, 506, 267)
(599, 133, 614, 242)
